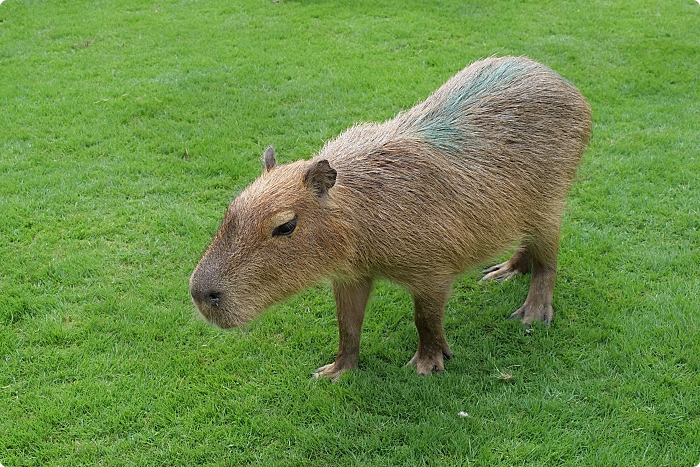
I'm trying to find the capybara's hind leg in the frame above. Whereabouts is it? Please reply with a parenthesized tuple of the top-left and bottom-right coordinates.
(480, 243, 532, 282)
(314, 277, 373, 381)
(406, 282, 454, 375)
(509, 231, 559, 326)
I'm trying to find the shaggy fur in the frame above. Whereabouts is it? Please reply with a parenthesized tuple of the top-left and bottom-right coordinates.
(190, 56, 592, 380)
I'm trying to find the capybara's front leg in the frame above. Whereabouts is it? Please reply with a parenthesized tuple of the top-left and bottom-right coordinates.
(407, 283, 453, 376)
(314, 277, 372, 382)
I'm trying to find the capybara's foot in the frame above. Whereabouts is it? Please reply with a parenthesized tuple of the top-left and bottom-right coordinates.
(480, 246, 532, 282)
(406, 345, 453, 376)
(509, 302, 554, 326)
(480, 261, 522, 282)
(313, 362, 351, 382)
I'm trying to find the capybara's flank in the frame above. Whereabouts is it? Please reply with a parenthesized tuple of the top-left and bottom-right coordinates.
(190, 56, 592, 380)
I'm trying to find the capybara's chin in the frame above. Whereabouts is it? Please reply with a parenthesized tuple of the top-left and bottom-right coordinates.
(193, 302, 256, 330)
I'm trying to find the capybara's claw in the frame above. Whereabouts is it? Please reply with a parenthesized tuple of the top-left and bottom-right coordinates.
(509, 303, 554, 327)
(481, 248, 532, 283)
(480, 263, 520, 283)
(409, 357, 444, 376)
(480, 253, 531, 283)
(406, 346, 452, 376)
(313, 362, 348, 382)
(481, 262, 505, 275)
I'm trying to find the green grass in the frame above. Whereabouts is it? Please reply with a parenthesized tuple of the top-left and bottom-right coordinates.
(1, 0, 699, 465)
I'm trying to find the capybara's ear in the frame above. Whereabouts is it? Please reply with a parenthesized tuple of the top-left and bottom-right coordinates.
(263, 146, 277, 172)
(304, 159, 337, 198)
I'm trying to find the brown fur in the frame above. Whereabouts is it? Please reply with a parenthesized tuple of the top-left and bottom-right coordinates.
(190, 56, 592, 380)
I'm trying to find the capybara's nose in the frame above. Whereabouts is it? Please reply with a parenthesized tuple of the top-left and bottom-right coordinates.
(190, 284, 224, 309)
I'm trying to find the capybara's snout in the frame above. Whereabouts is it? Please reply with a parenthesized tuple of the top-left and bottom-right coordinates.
(190, 280, 224, 312)
(189, 256, 263, 328)
(189, 263, 230, 327)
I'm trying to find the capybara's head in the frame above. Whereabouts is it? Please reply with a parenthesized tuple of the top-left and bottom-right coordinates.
(189, 147, 350, 328)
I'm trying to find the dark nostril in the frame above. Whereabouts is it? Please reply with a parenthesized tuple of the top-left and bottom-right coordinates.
(208, 292, 222, 307)
(190, 284, 224, 308)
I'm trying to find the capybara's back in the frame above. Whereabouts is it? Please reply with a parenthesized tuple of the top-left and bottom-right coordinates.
(190, 56, 592, 380)
(321, 57, 591, 288)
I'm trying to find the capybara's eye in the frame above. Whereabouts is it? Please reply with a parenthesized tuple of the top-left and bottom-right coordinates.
(272, 216, 297, 237)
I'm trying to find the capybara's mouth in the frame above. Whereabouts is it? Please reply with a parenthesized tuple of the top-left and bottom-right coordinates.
(192, 297, 256, 330)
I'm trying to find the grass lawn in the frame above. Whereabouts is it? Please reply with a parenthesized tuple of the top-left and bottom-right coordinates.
(1, 0, 699, 465)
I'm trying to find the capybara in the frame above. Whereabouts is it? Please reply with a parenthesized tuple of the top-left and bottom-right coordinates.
(190, 56, 592, 380)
